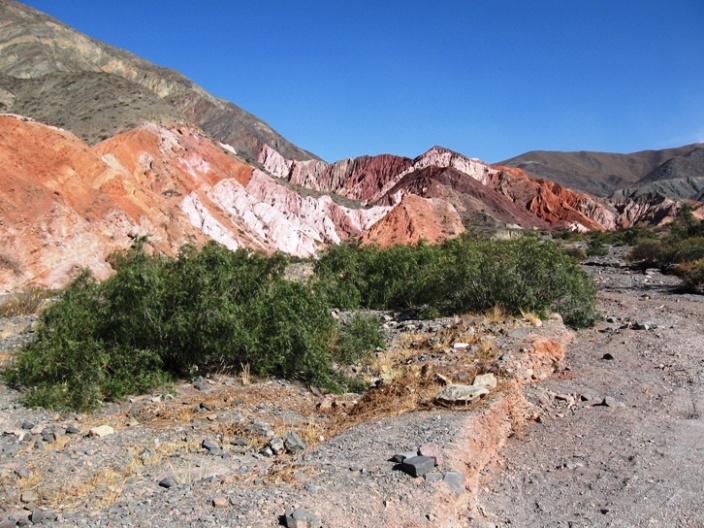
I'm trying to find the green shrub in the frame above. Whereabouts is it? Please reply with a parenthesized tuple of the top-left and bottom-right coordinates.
(333, 313, 385, 365)
(586, 239, 609, 257)
(676, 259, 704, 294)
(627, 239, 667, 266)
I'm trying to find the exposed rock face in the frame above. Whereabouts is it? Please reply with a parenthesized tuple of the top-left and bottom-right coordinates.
(0, 0, 316, 161)
(0, 115, 386, 292)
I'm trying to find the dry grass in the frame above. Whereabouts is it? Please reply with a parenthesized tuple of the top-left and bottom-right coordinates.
(0, 287, 53, 317)
(240, 363, 251, 386)
(485, 304, 505, 323)
(520, 310, 543, 327)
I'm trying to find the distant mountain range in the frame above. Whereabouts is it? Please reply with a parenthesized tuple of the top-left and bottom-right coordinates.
(0, 0, 701, 292)
(499, 144, 704, 200)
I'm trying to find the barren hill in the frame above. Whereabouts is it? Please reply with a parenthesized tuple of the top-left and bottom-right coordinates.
(499, 144, 704, 198)
(0, 0, 316, 162)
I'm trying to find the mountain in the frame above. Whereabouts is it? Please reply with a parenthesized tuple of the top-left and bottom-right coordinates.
(0, 0, 316, 162)
(499, 144, 704, 198)
(1, 0, 702, 293)
(611, 147, 704, 201)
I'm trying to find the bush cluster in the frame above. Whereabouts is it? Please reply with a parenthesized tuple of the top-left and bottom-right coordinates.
(4, 242, 380, 411)
(314, 234, 597, 328)
(5, 233, 598, 411)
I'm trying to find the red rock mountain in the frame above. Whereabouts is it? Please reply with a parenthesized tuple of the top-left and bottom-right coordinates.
(1, 1, 702, 293)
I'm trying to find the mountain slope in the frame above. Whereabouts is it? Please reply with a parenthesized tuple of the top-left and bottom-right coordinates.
(499, 144, 704, 198)
(0, 0, 316, 162)
(612, 147, 704, 201)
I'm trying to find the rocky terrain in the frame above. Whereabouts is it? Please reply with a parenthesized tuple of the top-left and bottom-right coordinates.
(2, 0, 704, 295)
(1, 251, 702, 527)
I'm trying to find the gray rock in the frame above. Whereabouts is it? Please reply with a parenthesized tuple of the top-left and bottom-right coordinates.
(443, 471, 465, 493)
(2, 443, 20, 455)
(391, 451, 418, 463)
(201, 439, 219, 453)
(424, 472, 444, 483)
(30, 509, 57, 524)
(305, 482, 322, 493)
(21, 421, 35, 430)
(193, 376, 208, 391)
(285, 508, 323, 528)
(66, 425, 80, 435)
(472, 373, 497, 390)
(602, 352, 615, 360)
(251, 421, 275, 437)
(284, 431, 306, 454)
(400, 455, 436, 477)
(435, 384, 489, 404)
(158, 477, 177, 489)
(269, 437, 285, 455)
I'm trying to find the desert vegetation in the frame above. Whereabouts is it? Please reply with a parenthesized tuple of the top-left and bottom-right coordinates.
(3, 234, 597, 411)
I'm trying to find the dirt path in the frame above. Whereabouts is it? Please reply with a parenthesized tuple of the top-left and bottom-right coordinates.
(476, 263, 704, 527)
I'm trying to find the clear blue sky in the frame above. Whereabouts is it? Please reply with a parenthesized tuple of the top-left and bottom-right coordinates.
(20, 0, 704, 163)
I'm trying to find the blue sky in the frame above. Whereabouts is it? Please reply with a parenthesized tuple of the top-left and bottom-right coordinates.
(20, 0, 704, 163)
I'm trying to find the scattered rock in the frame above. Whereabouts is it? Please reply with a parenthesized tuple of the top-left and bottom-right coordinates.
(158, 477, 177, 489)
(418, 443, 443, 466)
(443, 471, 466, 493)
(602, 352, 615, 360)
(88, 425, 114, 438)
(29, 509, 57, 524)
(424, 472, 444, 483)
(269, 437, 285, 455)
(391, 451, 418, 463)
(435, 384, 489, 404)
(399, 455, 436, 477)
(284, 431, 306, 454)
(212, 497, 228, 508)
(285, 508, 323, 528)
(473, 373, 498, 390)
(20, 491, 38, 504)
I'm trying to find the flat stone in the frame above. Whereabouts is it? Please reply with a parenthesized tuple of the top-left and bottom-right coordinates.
(202, 438, 219, 452)
(390, 451, 418, 463)
(285, 508, 323, 528)
(424, 472, 444, 483)
(88, 425, 114, 438)
(472, 373, 497, 390)
(30, 509, 57, 524)
(453, 342, 470, 350)
(602, 352, 615, 360)
(418, 443, 443, 466)
(20, 491, 38, 504)
(443, 471, 465, 494)
(400, 455, 436, 477)
(435, 384, 489, 404)
(602, 396, 618, 407)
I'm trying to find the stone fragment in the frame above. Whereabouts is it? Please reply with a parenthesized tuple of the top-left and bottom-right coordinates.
(284, 431, 306, 454)
(30, 509, 57, 524)
(435, 384, 489, 405)
(20, 491, 38, 504)
(66, 425, 80, 435)
(21, 421, 35, 430)
(418, 443, 443, 466)
(602, 396, 618, 407)
(399, 455, 436, 477)
(472, 373, 497, 390)
(453, 342, 470, 350)
(193, 376, 208, 391)
(602, 352, 615, 360)
(443, 471, 465, 494)
(212, 497, 228, 508)
(285, 508, 323, 528)
(158, 477, 177, 489)
(424, 472, 443, 483)
(88, 425, 114, 438)
(202, 439, 219, 454)
(269, 437, 285, 455)
(390, 451, 418, 463)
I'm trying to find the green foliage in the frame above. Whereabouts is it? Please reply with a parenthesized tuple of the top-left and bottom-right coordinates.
(4, 243, 345, 411)
(315, 234, 598, 328)
(5, 233, 599, 412)
(676, 260, 704, 294)
(586, 239, 610, 257)
(333, 313, 385, 365)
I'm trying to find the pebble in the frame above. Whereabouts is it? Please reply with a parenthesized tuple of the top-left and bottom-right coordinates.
(435, 384, 489, 404)
(212, 497, 228, 508)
